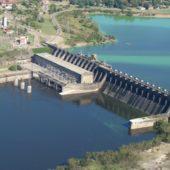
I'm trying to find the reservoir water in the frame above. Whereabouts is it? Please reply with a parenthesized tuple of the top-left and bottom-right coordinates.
(71, 15, 170, 89)
(0, 15, 170, 170)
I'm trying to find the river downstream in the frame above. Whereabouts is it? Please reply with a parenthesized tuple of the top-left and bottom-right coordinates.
(0, 15, 169, 170)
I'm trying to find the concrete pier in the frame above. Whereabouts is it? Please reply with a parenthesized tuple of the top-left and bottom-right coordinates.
(14, 79, 19, 87)
(27, 85, 32, 93)
(130, 114, 170, 131)
(20, 81, 25, 90)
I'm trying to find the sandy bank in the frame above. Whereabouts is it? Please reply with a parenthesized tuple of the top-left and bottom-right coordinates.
(138, 142, 170, 170)
(154, 14, 170, 18)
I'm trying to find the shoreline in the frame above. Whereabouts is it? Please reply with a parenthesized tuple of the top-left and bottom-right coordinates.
(56, 121, 170, 170)
(89, 10, 170, 19)
(133, 13, 170, 19)
(74, 7, 170, 19)
(55, 36, 115, 49)
(54, 9, 116, 49)
(148, 14, 170, 18)
(64, 38, 115, 49)
(54, 8, 170, 49)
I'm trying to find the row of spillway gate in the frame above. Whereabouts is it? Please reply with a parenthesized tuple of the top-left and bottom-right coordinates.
(46, 45, 170, 115)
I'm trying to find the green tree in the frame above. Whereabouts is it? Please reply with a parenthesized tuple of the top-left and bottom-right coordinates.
(49, 4, 57, 14)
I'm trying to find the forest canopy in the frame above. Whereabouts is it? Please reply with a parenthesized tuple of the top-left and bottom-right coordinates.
(69, 0, 170, 9)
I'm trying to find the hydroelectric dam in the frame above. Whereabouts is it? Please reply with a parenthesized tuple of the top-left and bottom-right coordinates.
(20, 45, 170, 116)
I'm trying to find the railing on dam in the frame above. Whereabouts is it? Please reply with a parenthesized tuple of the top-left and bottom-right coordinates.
(49, 45, 170, 114)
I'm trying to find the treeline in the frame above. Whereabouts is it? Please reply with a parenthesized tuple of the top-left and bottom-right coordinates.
(69, 0, 170, 9)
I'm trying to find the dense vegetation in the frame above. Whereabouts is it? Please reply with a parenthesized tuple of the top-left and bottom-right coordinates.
(12, 0, 41, 29)
(8, 64, 22, 71)
(70, 0, 170, 9)
(11, 0, 56, 34)
(56, 120, 170, 170)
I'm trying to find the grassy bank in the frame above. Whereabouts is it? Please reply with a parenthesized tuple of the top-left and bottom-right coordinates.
(56, 10, 115, 47)
(32, 46, 52, 54)
(0, 49, 30, 60)
(56, 121, 170, 170)
(38, 16, 56, 36)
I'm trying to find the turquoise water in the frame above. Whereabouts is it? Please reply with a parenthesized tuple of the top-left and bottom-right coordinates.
(71, 15, 170, 89)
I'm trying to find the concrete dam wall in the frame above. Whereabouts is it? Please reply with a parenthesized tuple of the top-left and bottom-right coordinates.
(51, 46, 170, 115)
